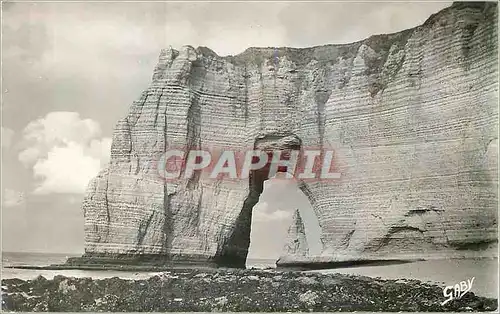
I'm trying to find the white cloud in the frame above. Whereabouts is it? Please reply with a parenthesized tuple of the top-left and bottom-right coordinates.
(2, 188, 25, 207)
(252, 201, 292, 222)
(18, 112, 111, 194)
(254, 209, 291, 222)
(18, 147, 41, 165)
(22, 111, 102, 149)
(1, 127, 15, 148)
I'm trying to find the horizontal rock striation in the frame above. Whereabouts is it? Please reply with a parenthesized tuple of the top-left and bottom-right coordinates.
(81, 2, 498, 267)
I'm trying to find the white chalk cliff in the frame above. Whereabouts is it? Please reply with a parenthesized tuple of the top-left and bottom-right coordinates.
(79, 2, 498, 267)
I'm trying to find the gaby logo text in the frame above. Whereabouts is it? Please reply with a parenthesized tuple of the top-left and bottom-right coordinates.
(441, 277, 475, 306)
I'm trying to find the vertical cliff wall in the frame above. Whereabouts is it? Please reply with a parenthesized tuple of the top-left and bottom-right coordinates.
(80, 2, 498, 267)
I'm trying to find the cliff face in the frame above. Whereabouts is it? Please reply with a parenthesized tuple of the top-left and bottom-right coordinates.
(81, 2, 498, 267)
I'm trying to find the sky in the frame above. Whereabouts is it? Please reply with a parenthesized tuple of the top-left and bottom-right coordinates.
(1, 1, 452, 259)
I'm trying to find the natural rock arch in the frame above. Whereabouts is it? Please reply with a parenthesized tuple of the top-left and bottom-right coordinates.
(72, 2, 498, 268)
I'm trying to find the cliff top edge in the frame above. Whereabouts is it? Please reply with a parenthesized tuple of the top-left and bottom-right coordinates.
(158, 1, 496, 65)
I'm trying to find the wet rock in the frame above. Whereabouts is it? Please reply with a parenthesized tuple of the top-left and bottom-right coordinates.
(299, 290, 319, 306)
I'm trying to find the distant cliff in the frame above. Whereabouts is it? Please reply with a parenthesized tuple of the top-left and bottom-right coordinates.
(278, 210, 310, 263)
(79, 2, 498, 268)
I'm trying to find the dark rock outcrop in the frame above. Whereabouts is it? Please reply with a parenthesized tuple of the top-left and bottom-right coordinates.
(2, 270, 497, 312)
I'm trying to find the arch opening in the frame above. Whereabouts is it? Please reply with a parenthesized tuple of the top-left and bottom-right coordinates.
(214, 133, 323, 268)
(246, 176, 324, 268)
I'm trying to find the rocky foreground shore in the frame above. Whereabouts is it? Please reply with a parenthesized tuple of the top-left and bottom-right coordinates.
(1, 268, 497, 312)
